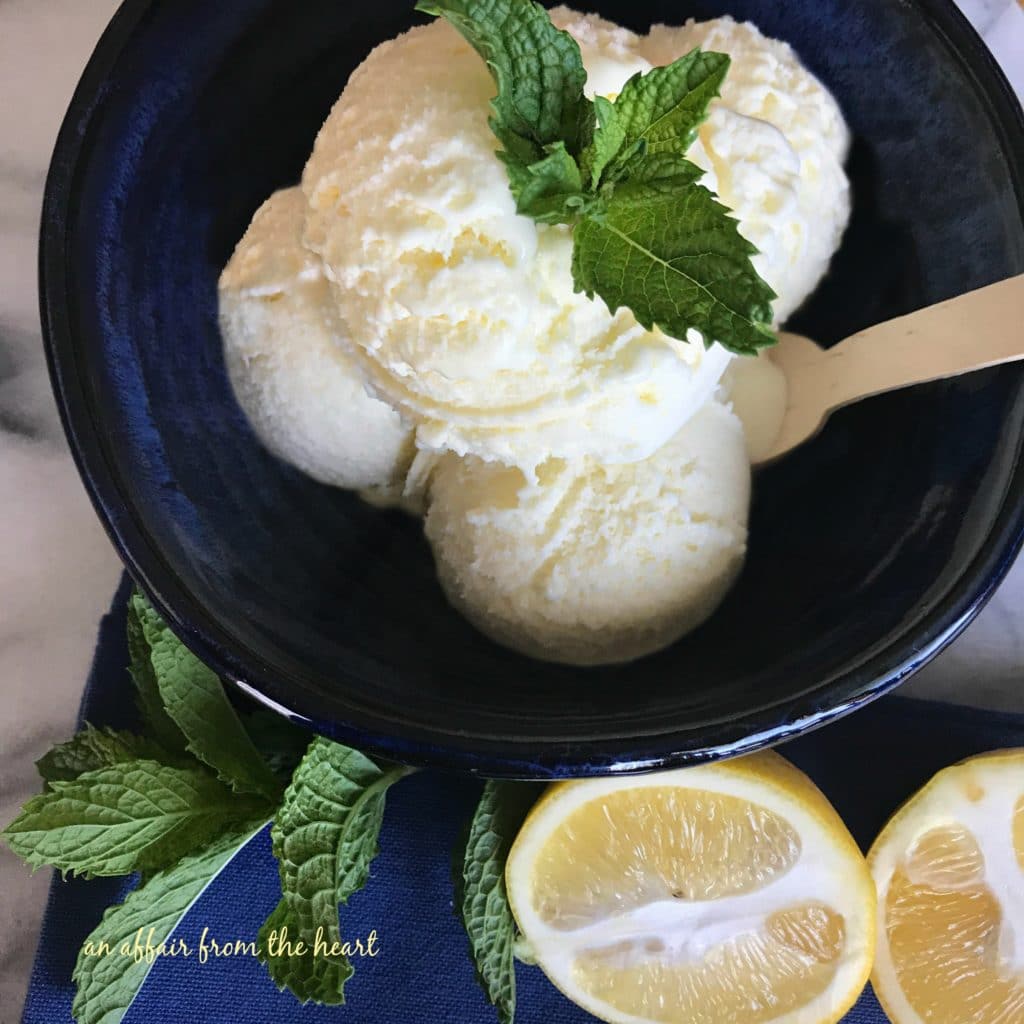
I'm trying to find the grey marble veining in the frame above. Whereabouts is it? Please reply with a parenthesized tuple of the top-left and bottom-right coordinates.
(0, 1, 1021, 1020)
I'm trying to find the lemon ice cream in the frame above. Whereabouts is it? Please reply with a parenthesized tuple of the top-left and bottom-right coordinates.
(425, 400, 750, 665)
(642, 16, 851, 322)
(548, 7, 652, 98)
(302, 17, 732, 469)
(220, 188, 413, 491)
(219, 7, 852, 666)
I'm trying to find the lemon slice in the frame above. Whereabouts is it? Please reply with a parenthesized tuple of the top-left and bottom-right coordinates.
(868, 749, 1024, 1024)
(506, 751, 875, 1024)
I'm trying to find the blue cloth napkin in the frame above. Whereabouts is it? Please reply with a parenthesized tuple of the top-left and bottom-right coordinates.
(20, 580, 1024, 1024)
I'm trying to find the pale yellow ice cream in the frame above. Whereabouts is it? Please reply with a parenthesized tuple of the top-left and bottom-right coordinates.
(425, 400, 750, 665)
(220, 9, 852, 666)
(642, 16, 850, 162)
(642, 16, 851, 323)
(302, 18, 732, 470)
(548, 7, 652, 98)
(219, 188, 413, 491)
(556, 7, 851, 324)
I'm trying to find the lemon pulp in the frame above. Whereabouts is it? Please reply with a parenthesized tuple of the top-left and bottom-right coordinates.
(885, 809, 1024, 1022)
(871, 752, 1024, 1024)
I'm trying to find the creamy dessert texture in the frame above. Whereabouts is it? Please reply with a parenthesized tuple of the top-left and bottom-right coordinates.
(219, 8, 851, 666)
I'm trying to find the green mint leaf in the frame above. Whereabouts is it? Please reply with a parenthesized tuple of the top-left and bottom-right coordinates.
(36, 724, 179, 784)
(581, 95, 627, 190)
(504, 141, 585, 225)
(127, 593, 188, 753)
(456, 781, 539, 1024)
(622, 151, 706, 189)
(573, 179, 777, 356)
(416, 0, 593, 170)
(258, 738, 413, 1004)
(586, 49, 730, 189)
(71, 821, 266, 1024)
(135, 597, 281, 800)
(1, 760, 271, 878)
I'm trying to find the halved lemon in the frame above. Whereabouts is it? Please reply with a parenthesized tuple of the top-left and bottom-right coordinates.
(868, 749, 1024, 1024)
(506, 751, 875, 1024)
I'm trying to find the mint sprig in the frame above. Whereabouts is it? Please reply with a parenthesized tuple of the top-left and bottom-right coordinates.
(71, 822, 268, 1024)
(126, 594, 188, 754)
(456, 781, 539, 1024)
(36, 723, 179, 784)
(583, 49, 732, 187)
(133, 593, 281, 800)
(416, 0, 593, 166)
(3, 760, 271, 878)
(258, 739, 413, 1004)
(0, 590, 420, 1021)
(574, 177, 776, 355)
(418, 0, 776, 354)
(0, 589, 559, 1024)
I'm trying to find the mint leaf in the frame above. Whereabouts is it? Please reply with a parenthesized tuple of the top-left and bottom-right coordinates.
(1, 760, 270, 877)
(573, 179, 776, 355)
(127, 593, 188, 753)
(585, 50, 730, 189)
(259, 738, 413, 1004)
(504, 141, 586, 225)
(457, 781, 539, 1024)
(72, 821, 266, 1024)
(581, 95, 626, 190)
(573, 48, 775, 354)
(416, 0, 592, 173)
(36, 724, 176, 784)
(136, 599, 280, 800)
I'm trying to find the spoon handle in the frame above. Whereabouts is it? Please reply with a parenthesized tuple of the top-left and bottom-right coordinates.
(815, 273, 1024, 411)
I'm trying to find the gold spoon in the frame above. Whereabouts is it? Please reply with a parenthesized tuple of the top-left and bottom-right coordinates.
(739, 274, 1024, 465)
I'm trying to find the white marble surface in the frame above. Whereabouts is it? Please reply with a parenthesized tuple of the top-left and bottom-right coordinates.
(0, 1, 1021, 1021)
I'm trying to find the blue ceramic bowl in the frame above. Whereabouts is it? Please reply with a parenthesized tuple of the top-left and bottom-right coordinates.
(42, 0, 1024, 777)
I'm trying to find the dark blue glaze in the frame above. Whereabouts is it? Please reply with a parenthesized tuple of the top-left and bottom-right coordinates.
(41, 0, 1024, 777)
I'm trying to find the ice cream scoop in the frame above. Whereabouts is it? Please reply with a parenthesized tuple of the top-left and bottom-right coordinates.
(643, 16, 851, 325)
(219, 188, 413, 492)
(219, 7, 853, 666)
(548, 6, 652, 97)
(302, 17, 732, 471)
(424, 400, 750, 666)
